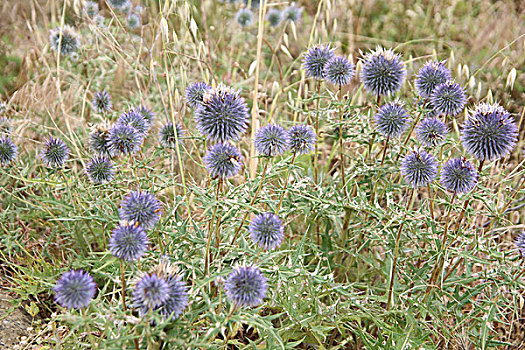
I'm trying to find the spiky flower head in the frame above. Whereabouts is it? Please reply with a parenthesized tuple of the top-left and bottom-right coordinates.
(133, 105, 155, 124)
(107, 0, 131, 11)
(224, 265, 267, 307)
(88, 124, 111, 156)
(254, 124, 289, 157)
(54, 270, 96, 309)
(360, 46, 406, 96)
(185, 82, 212, 109)
(127, 13, 141, 29)
(116, 110, 151, 136)
(460, 103, 518, 161)
(266, 9, 282, 27)
(324, 56, 355, 86)
(132, 273, 170, 311)
(147, 262, 189, 320)
(195, 85, 249, 142)
(107, 123, 143, 156)
(41, 137, 70, 168)
(49, 26, 79, 56)
(0, 137, 17, 166)
(415, 61, 451, 98)
(203, 142, 242, 179)
(83, 1, 99, 17)
(109, 223, 149, 261)
(415, 118, 448, 148)
(288, 124, 317, 155)
(85, 156, 115, 184)
(159, 122, 185, 149)
(515, 232, 525, 256)
(119, 191, 162, 229)
(249, 213, 285, 250)
(440, 158, 478, 194)
(374, 100, 409, 138)
(283, 4, 302, 22)
(235, 8, 254, 27)
(302, 44, 335, 80)
(430, 80, 467, 116)
(91, 90, 112, 114)
(400, 150, 438, 188)
(94, 15, 105, 28)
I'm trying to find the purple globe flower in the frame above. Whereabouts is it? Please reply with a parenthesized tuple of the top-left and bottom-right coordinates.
(88, 125, 111, 156)
(374, 100, 409, 138)
(430, 80, 467, 116)
(416, 118, 448, 148)
(107, 0, 131, 11)
(83, 1, 99, 17)
(85, 155, 115, 184)
(254, 124, 289, 157)
(49, 26, 79, 56)
(224, 266, 267, 307)
(440, 158, 478, 194)
(119, 191, 162, 229)
(266, 9, 282, 27)
(515, 232, 525, 256)
(91, 90, 112, 114)
(185, 82, 211, 109)
(400, 150, 438, 188)
(159, 122, 185, 149)
(203, 142, 242, 179)
(324, 56, 355, 86)
(415, 61, 452, 98)
(41, 137, 70, 168)
(194, 86, 249, 142)
(235, 8, 254, 27)
(288, 124, 317, 155)
(54, 270, 96, 309)
(360, 47, 406, 96)
(133, 105, 155, 124)
(109, 223, 149, 261)
(283, 5, 302, 22)
(249, 213, 285, 250)
(132, 273, 170, 312)
(116, 110, 151, 136)
(107, 123, 143, 156)
(0, 137, 17, 166)
(460, 103, 518, 161)
(302, 44, 335, 80)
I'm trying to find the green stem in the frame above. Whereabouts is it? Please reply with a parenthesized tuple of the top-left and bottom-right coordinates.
(276, 152, 297, 214)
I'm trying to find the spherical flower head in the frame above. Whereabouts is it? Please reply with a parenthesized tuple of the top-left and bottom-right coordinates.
(85, 156, 115, 184)
(302, 44, 335, 80)
(415, 61, 451, 98)
(49, 26, 79, 56)
(107, 123, 143, 156)
(360, 46, 406, 96)
(185, 82, 212, 109)
(430, 80, 467, 116)
(400, 150, 438, 188)
(324, 56, 355, 86)
(249, 213, 285, 250)
(54, 270, 96, 309)
(150, 262, 189, 320)
(116, 110, 151, 136)
(195, 86, 249, 142)
(288, 124, 317, 155)
(283, 5, 302, 22)
(159, 122, 185, 149)
(127, 13, 141, 29)
(224, 266, 267, 307)
(374, 100, 409, 138)
(83, 1, 99, 17)
(460, 103, 518, 161)
(107, 0, 131, 11)
(203, 142, 242, 179)
(94, 15, 105, 28)
(515, 232, 525, 256)
(133, 105, 155, 124)
(91, 90, 112, 114)
(41, 137, 70, 168)
(254, 124, 289, 157)
(88, 125, 111, 156)
(132, 273, 170, 312)
(109, 223, 149, 261)
(440, 158, 478, 194)
(266, 9, 282, 27)
(416, 117, 448, 148)
(235, 8, 254, 27)
(119, 191, 162, 229)
(0, 137, 17, 166)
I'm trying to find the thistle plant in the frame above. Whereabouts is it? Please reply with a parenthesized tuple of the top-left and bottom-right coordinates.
(360, 46, 406, 98)
(85, 155, 115, 184)
(266, 9, 282, 27)
(49, 26, 79, 56)
(235, 8, 255, 28)
(54, 270, 96, 309)
(159, 122, 185, 149)
(91, 90, 112, 114)
(249, 212, 285, 250)
(416, 118, 448, 148)
(224, 265, 267, 308)
(41, 137, 70, 168)
(119, 191, 162, 229)
(430, 80, 467, 117)
(0, 137, 17, 166)
(107, 123, 143, 156)
(185, 82, 212, 109)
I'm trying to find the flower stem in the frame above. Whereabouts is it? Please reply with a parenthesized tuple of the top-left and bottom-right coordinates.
(204, 179, 222, 276)
(80, 308, 96, 348)
(120, 260, 127, 311)
(276, 152, 297, 214)
(314, 80, 321, 184)
(338, 85, 348, 198)
(394, 97, 425, 163)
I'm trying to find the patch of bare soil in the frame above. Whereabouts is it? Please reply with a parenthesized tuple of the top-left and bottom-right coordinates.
(0, 293, 34, 350)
